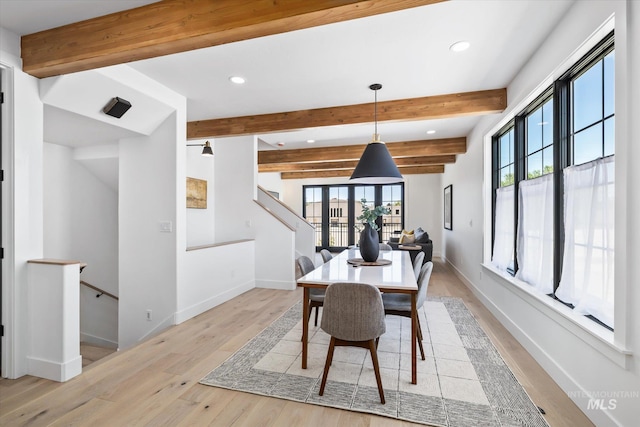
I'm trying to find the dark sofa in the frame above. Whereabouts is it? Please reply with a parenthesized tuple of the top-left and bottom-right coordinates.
(387, 227, 433, 264)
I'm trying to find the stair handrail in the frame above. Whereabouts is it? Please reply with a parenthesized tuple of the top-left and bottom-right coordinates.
(257, 185, 315, 229)
(80, 280, 119, 301)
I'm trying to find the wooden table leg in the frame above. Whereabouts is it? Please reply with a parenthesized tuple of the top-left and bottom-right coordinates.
(302, 286, 309, 369)
(411, 291, 417, 384)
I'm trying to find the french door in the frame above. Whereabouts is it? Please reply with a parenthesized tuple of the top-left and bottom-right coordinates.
(303, 184, 404, 251)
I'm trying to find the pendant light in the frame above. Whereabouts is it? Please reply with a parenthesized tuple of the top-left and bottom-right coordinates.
(349, 84, 403, 184)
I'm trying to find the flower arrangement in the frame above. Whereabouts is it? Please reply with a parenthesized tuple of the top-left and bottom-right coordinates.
(356, 198, 391, 231)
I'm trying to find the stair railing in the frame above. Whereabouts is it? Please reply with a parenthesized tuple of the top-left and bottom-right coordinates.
(80, 280, 119, 301)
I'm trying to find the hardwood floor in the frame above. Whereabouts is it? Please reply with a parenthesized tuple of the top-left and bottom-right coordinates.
(0, 259, 593, 427)
(80, 343, 117, 368)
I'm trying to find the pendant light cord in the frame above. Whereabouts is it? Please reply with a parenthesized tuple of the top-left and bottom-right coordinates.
(374, 87, 378, 136)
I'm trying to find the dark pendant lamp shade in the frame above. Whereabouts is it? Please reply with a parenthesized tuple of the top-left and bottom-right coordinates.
(350, 138, 403, 183)
(201, 141, 213, 157)
(187, 140, 214, 157)
(349, 83, 403, 184)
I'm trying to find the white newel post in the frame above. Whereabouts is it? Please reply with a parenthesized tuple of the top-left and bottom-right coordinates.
(27, 259, 83, 382)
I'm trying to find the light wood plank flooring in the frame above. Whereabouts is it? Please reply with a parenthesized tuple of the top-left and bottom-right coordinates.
(0, 259, 593, 426)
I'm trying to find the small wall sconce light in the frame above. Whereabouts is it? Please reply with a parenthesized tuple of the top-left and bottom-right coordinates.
(102, 97, 132, 118)
(187, 140, 214, 157)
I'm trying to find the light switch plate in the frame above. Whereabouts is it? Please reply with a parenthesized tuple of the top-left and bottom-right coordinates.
(159, 221, 173, 232)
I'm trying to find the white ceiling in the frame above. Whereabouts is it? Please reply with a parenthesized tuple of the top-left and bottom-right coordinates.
(0, 0, 575, 151)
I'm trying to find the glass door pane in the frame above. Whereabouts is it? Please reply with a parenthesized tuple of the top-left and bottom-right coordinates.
(381, 185, 403, 242)
(304, 187, 323, 247)
(328, 186, 349, 248)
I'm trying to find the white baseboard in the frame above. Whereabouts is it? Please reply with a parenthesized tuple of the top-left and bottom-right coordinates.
(255, 279, 296, 290)
(80, 332, 118, 349)
(174, 280, 255, 324)
(136, 313, 176, 345)
(443, 258, 616, 427)
(27, 355, 82, 382)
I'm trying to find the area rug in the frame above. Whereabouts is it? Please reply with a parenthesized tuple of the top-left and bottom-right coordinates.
(200, 297, 548, 427)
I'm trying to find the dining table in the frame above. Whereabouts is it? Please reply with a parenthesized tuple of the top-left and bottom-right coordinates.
(297, 248, 420, 384)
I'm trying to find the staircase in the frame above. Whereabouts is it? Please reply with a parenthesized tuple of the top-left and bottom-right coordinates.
(80, 343, 117, 367)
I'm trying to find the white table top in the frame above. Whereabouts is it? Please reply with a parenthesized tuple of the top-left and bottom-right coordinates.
(297, 248, 418, 293)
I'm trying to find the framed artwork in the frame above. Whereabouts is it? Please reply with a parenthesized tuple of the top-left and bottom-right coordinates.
(444, 185, 452, 230)
(187, 177, 207, 209)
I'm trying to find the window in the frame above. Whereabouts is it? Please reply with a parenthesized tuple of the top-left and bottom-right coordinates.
(303, 183, 404, 250)
(490, 32, 615, 329)
(491, 125, 515, 272)
(525, 98, 554, 178)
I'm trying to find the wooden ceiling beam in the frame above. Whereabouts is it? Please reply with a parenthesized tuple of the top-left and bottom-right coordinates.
(258, 138, 466, 164)
(188, 89, 505, 139)
(280, 164, 444, 179)
(21, 0, 445, 78)
(258, 155, 456, 172)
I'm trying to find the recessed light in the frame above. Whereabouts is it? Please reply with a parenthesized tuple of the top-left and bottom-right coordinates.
(427, 130, 436, 135)
(307, 139, 315, 143)
(229, 76, 246, 84)
(449, 41, 470, 52)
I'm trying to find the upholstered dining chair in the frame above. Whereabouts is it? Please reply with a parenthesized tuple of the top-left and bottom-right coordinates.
(296, 256, 324, 326)
(320, 249, 333, 263)
(319, 282, 387, 404)
(382, 261, 433, 360)
(379, 243, 392, 251)
(412, 251, 425, 279)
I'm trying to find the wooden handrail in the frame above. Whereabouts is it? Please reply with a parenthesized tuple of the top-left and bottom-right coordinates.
(80, 280, 119, 301)
(257, 186, 315, 229)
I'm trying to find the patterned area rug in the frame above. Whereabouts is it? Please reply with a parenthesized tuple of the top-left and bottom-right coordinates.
(200, 296, 548, 426)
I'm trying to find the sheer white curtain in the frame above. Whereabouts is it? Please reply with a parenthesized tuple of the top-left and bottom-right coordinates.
(516, 174, 555, 294)
(556, 156, 615, 328)
(492, 186, 515, 271)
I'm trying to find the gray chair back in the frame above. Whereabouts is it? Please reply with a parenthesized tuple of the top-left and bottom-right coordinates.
(379, 243, 392, 251)
(416, 261, 433, 309)
(320, 249, 333, 263)
(296, 256, 316, 278)
(412, 251, 425, 279)
(321, 282, 386, 342)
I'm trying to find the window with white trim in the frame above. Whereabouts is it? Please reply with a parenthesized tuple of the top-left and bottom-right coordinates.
(491, 32, 615, 329)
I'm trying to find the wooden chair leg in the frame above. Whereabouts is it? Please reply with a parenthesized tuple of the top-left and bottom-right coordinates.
(319, 337, 336, 396)
(417, 318, 425, 360)
(368, 339, 385, 404)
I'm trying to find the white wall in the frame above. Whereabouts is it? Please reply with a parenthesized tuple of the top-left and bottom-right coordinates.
(1, 26, 44, 378)
(178, 240, 256, 323)
(186, 139, 215, 247)
(214, 136, 296, 289)
(443, 2, 639, 426)
(257, 186, 315, 261)
(43, 143, 119, 348)
(214, 136, 257, 242)
(258, 172, 283, 199)
(119, 114, 181, 349)
(403, 174, 442, 257)
(280, 174, 443, 256)
(252, 202, 297, 290)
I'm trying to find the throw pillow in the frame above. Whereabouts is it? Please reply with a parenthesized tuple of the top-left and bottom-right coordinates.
(399, 229, 415, 244)
(414, 227, 430, 243)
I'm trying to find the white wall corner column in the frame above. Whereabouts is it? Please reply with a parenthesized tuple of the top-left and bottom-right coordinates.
(26, 259, 83, 382)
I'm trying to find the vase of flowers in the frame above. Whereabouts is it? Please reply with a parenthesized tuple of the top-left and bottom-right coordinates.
(356, 199, 391, 262)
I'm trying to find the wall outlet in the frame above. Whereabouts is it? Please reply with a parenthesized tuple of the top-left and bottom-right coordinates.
(146, 309, 152, 321)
